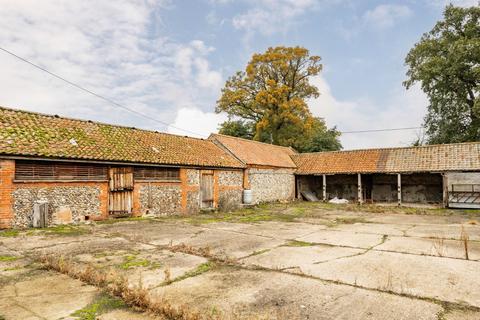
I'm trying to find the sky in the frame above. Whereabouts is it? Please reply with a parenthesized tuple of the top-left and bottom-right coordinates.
(0, 0, 478, 149)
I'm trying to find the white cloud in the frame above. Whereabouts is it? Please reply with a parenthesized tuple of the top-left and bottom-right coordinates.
(168, 107, 227, 138)
(232, 0, 318, 43)
(308, 76, 428, 149)
(363, 4, 413, 29)
(0, 0, 222, 136)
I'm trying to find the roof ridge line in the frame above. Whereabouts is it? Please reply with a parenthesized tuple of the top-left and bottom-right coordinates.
(0, 105, 212, 143)
(293, 141, 480, 156)
(210, 133, 296, 151)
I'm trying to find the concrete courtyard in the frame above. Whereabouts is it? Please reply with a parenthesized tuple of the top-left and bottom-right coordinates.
(1, 203, 479, 319)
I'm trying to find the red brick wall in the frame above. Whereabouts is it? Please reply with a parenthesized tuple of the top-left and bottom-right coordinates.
(0, 160, 15, 229)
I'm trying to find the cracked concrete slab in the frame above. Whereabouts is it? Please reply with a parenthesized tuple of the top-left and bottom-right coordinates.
(296, 229, 385, 249)
(377, 235, 480, 260)
(330, 223, 410, 236)
(181, 228, 285, 258)
(94, 221, 205, 246)
(444, 309, 480, 320)
(75, 249, 208, 289)
(0, 271, 98, 320)
(150, 266, 442, 320)
(2, 204, 480, 319)
(206, 221, 328, 240)
(406, 224, 480, 241)
(366, 213, 475, 225)
(242, 245, 365, 270)
(302, 250, 480, 308)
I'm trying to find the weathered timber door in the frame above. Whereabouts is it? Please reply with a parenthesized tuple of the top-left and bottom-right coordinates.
(108, 167, 134, 216)
(200, 171, 214, 208)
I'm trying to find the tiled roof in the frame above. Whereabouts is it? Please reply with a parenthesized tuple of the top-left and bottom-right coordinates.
(209, 134, 297, 168)
(292, 143, 480, 174)
(0, 106, 245, 168)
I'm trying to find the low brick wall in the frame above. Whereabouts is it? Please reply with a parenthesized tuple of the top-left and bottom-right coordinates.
(0, 160, 15, 228)
(248, 168, 295, 204)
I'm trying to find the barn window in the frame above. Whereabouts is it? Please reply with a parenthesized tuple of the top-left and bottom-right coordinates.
(15, 160, 108, 181)
(133, 167, 180, 181)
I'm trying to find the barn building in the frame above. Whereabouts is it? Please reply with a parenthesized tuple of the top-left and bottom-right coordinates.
(1, 106, 480, 229)
(0, 107, 245, 229)
(209, 134, 297, 204)
(293, 144, 480, 208)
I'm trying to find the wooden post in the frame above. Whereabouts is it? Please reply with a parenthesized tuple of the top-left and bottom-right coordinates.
(397, 173, 402, 206)
(296, 177, 302, 199)
(442, 173, 448, 208)
(322, 174, 327, 201)
(357, 173, 363, 204)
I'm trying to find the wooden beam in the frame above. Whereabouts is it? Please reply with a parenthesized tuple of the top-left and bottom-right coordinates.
(357, 173, 363, 204)
(322, 174, 327, 201)
(397, 173, 402, 206)
(442, 173, 448, 208)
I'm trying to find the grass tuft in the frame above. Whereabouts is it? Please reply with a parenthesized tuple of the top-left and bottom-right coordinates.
(118, 255, 161, 270)
(0, 255, 19, 262)
(283, 240, 315, 247)
(0, 230, 19, 237)
(71, 292, 125, 320)
(36, 225, 90, 236)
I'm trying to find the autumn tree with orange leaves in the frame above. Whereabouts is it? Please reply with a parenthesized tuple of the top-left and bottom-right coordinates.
(216, 46, 341, 152)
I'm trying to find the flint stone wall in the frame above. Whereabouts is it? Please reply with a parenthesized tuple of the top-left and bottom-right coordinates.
(187, 169, 200, 185)
(187, 190, 200, 213)
(12, 186, 101, 228)
(218, 189, 242, 211)
(139, 184, 182, 216)
(249, 168, 295, 204)
(218, 170, 243, 186)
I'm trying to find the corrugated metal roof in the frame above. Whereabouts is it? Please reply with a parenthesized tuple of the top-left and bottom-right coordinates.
(292, 143, 480, 174)
(0, 106, 245, 168)
(209, 134, 297, 168)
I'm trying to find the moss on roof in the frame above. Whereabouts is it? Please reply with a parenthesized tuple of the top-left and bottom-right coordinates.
(0, 106, 244, 168)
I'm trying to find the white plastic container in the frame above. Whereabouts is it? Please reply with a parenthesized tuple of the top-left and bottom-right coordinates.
(243, 189, 253, 204)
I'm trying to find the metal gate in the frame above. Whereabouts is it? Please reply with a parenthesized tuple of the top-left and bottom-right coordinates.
(448, 184, 480, 209)
(108, 167, 134, 216)
(200, 171, 214, 208)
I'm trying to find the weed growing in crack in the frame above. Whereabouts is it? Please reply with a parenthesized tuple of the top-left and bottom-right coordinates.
(163, 262, 215, 286)
(460, 225, 470, 260)
(248, 249, 271, 257)
(283, 240, 315, 247)
(164, 266, 172, 283)
(432, 236, 446, 257)
(38, 254, 206, 320)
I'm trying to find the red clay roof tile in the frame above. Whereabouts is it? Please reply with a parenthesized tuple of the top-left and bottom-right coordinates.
(292, 143, 480, 174)
(0, 106, 245, 168)
(209, 133, 297, 168)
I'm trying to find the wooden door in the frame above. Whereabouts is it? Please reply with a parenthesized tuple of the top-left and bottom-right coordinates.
(108, 167, 134, 216)
(200, 171, 214, 208)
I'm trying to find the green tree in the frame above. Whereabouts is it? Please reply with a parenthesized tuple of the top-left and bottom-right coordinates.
(404, 4, 480, 144)
(216, 46, 341, 152)
(218, 119, 254, 139)
(295, 118, 342, 152)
